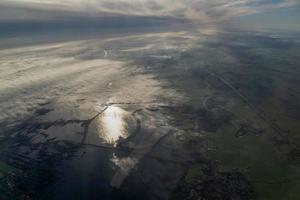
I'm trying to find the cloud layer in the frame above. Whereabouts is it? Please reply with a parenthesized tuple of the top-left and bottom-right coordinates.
(0, 0, 298, 22)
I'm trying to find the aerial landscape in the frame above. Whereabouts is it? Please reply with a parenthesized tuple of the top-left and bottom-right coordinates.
(0, 0, 300, 199)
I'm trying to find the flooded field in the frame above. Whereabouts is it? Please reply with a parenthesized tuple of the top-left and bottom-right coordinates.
(0, 30, 300, 200)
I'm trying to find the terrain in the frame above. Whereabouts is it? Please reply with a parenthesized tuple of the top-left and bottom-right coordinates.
(0, 29, 300, 200)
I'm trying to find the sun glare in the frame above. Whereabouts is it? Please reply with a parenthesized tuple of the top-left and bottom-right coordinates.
(98, 105, 128, 145)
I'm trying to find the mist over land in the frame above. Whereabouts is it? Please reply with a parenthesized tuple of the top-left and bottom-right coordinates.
(0, 1, 300, 200)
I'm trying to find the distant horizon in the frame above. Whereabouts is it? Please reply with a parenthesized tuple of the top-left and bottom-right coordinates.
(0, 0, 299, 33)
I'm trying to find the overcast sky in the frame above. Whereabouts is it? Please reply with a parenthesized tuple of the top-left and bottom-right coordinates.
(0, 0, 299, 31)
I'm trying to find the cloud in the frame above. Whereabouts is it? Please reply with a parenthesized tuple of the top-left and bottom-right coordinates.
(0, 0, 299, 23)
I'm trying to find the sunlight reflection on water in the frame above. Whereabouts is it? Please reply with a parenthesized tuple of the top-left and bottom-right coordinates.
(111, 153, 138, 173)
(98, 105, 129, 145)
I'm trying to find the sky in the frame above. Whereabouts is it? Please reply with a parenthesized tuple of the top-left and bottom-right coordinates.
(0, 0, 299, 32)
